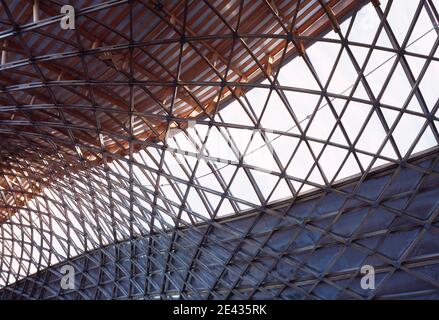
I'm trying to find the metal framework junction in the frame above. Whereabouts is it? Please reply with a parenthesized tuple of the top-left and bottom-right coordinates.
(0, 0, 439, 299)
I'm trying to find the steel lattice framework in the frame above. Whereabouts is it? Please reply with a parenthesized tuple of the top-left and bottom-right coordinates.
(1, 0, 439, 299)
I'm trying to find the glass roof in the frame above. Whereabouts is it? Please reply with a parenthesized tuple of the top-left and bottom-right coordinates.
(1, 0, 439, 288)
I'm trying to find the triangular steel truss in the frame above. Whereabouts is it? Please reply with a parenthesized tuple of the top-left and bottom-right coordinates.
(0, 0, 439, 299)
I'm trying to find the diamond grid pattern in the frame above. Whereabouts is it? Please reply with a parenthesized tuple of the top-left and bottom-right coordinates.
(0, 0, 438, 299)
(2, 150, 439, 299)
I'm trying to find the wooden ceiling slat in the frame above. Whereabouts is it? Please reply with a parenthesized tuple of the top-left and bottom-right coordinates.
(0, 0, 368, 221)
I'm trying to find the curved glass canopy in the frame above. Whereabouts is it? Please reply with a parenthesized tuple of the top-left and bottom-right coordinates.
(0, 0, 439, 298)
